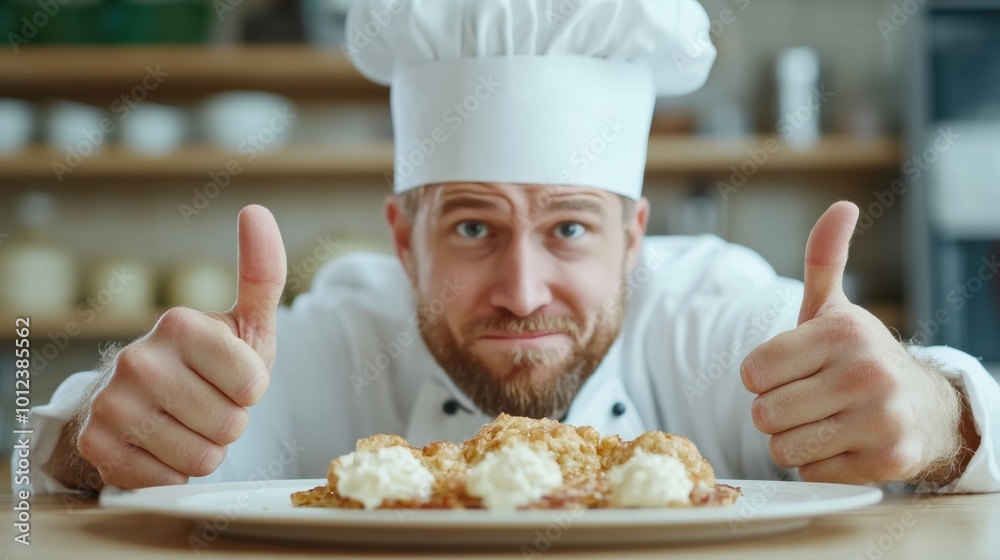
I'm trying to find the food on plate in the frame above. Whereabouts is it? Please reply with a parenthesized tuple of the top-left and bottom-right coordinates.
(291, 413, 741, 510)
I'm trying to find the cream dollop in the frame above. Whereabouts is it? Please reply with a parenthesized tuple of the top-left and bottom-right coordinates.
(607, 450, 693, 507)
(465, 444, 564, 511)
(334, 446, 435, 509)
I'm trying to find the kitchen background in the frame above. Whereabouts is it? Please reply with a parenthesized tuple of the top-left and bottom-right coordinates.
(1, 0, 998, 485)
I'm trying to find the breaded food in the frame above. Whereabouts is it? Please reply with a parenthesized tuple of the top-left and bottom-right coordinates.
(291, 413, 740, 510)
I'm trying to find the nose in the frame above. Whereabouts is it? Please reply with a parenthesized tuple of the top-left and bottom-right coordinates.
(488, 237, 553, 317)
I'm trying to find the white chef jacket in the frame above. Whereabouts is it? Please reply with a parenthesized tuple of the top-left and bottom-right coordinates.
(18, 236, 1000, 494)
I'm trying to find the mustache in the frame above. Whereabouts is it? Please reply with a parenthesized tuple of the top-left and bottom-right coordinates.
(465, 314, 585, 339)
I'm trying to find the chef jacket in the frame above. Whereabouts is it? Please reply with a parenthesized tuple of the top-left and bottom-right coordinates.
(18, 235, 1000, 494)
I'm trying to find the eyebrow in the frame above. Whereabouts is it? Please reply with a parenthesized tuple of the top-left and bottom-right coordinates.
(541, 197, 605, 217)
(434, 197, 502, 219)
(433, 194, 607, 220)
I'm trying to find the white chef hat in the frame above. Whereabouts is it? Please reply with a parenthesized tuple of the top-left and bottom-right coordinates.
(346, 0, 716, 200)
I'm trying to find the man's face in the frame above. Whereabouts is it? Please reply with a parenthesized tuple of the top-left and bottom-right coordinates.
(387, 183, 648, 419)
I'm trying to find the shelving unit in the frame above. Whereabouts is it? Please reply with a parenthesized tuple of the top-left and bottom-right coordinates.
(0, 135, 901, 182)
(0, 45, 382, 98)
(0, 311, 161, 341)
(0, 45, 902, 181)
(0, 45, 907, 341)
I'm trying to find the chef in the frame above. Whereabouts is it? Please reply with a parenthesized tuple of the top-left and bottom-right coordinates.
(21, 0, 1000, 496)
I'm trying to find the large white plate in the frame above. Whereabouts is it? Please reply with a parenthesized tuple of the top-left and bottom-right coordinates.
(100, 478, 882, 548)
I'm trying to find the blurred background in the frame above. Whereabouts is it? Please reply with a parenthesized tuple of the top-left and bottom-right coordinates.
(1, 0, 999, 485)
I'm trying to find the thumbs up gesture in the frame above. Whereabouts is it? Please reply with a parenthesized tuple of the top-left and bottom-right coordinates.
(76, 206, 287, 489)
(741, 201, 971, 485)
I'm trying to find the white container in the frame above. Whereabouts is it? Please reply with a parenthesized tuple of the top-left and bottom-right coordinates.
(0, 99, 34, 155)
(776, 48, 822, 148)
(46, 101, 110, 156)
(120, 102, 187, 156)
(199, 92, 296, 154)
(85, 259, 157, 318)
(165, 262, 237, 312)
(0, 193, 77, 317)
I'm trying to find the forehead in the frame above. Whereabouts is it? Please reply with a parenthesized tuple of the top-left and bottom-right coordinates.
(423, 182, 620, 216)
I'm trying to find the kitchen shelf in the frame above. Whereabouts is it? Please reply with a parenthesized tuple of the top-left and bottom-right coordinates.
(1, 300, 907, 344)
(644, 135, 900, 174)
(0, 143, 396, 181)
(0, 135, 900, 183)
(1, 311, 160, 341)
(0, 45, 382, 97)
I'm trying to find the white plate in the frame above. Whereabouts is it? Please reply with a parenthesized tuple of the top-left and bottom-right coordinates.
(100, 478, 882, 548)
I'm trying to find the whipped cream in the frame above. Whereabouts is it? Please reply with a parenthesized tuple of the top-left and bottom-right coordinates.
(607, 450, 693, 507)
(334, 446, 435, 509)
(466, 444, 564, 511)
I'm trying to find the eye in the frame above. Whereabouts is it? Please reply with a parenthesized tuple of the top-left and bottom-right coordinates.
(456, 221, 489, 239)
(555, 222, 586, 239)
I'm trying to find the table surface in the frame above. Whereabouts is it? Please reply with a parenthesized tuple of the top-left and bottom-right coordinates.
(2, 490, 999, 559)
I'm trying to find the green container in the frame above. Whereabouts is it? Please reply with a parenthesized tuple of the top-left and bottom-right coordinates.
(0, 1, 12, 41)
(106, 0, 211, 44)
(8, 0, 106, 44)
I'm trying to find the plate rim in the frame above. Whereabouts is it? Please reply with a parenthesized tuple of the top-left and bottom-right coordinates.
(100, 478, 884, 528)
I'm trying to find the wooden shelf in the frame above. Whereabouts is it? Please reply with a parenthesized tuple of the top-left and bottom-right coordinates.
(0, 143, 395, 181)
(0, 45, 383, 97)
(646, 135, 900, 174)
(1, 311, 160, 341)
(0, 135, 899, 183)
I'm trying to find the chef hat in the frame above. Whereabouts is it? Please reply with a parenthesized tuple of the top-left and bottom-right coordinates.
(346, 0, 716, 200)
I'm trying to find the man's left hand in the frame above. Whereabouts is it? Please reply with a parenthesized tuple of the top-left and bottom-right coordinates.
(741, 201, 976, 486)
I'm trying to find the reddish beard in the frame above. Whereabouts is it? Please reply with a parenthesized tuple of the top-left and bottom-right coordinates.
(417, 293, 626, 419)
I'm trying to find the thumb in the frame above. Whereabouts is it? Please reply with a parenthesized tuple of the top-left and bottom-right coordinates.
(798, 201, 860, 325)
(228, 205, 287, 365)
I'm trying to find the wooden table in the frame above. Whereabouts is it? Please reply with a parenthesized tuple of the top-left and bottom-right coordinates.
(2, 491, 999, 559)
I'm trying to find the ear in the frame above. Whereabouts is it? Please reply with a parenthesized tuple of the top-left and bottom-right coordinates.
(384, 194, 417, 282)
(625, 197, 650, 274)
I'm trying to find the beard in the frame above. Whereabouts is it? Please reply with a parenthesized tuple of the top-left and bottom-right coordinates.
(416, 283, 627, 420)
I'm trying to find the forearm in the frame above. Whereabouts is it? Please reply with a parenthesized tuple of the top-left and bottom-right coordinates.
(41, 414, 105, 494)
(40, 344, 121, 493)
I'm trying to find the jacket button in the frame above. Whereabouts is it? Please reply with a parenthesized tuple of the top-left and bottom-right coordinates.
(612, 402, 626, 417)
(443, 400, 460, 415)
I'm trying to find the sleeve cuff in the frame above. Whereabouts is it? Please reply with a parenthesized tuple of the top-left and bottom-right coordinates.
(908, 345, 1000, 494)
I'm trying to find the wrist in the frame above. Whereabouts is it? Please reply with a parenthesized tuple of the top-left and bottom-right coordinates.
(41, 414, 105, 495)
(907, 368, 979, 487)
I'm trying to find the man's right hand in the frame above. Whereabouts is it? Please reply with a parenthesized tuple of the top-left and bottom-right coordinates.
(75, 205, 287, 489)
